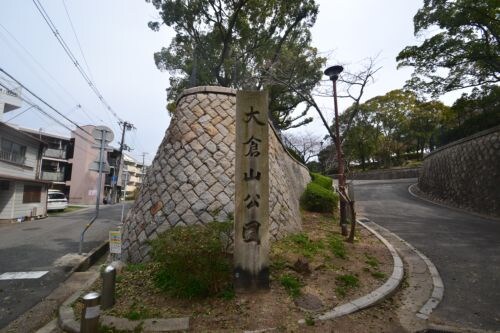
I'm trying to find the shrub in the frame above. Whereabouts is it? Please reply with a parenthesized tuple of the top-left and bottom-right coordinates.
(300, 182, 339, 213)
(151, 221, 233, 299)
(310, 172, 333, 190)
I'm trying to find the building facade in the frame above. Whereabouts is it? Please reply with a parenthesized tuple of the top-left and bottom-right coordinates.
(0, 89, 50, 222)
(122, 154, 144, 200)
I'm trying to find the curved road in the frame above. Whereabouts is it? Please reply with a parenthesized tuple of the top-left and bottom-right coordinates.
(354, 179, 500, 331)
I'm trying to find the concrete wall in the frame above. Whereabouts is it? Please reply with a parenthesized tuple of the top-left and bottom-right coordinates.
(346, 167, 420, 180)
(419, 125, 500, 217)
(68, 125, 106, 205)
(122, 86, 311, 263)
(0, 181, 47, 221)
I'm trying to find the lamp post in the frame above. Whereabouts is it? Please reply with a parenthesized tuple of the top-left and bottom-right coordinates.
(324, 65, 348, 236)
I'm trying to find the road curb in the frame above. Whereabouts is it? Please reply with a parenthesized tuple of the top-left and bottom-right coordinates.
(57, 285, 190, 333)
(298, 219, 404, 324)
(362, 218, 444, 320)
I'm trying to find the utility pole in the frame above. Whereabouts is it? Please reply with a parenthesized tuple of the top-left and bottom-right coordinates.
(113, 121, 134, 203)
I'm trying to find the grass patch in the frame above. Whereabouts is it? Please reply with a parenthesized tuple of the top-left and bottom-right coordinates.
(371, 271, 387, 280)
(48, 205, 85, 216)
(328, 235, 347, 259)
(124, 302, 155, 321)
(335, 274, 359, 297)
(364, 254, 379, 268)
(305, 315, 315, 326)
(280, 274, 302, 298)
(283, 233, 324, 258)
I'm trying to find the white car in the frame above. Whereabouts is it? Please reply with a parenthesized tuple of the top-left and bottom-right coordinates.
(47, 190, 68, 211)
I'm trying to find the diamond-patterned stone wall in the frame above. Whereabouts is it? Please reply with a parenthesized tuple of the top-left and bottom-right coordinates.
(419, 125, 500, 217)
(121, 86, 311, 263)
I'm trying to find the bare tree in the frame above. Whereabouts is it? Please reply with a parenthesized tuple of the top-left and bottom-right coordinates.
(283, 132, 323, 163)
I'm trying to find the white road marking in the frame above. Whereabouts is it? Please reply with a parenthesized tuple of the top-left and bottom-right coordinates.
(0, 271, 49, 280)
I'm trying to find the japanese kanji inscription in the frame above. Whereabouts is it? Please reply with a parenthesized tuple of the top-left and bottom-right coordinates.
(234, 90, 270, 291)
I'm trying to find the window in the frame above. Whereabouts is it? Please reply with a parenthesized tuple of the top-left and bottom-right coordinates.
(23, 185, 42, 203)
(0, 138, 26, 164)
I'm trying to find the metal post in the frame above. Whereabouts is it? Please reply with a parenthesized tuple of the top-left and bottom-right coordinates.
(120, 171, 128, 224)
(332, 78, 348, 236)
(324, 65, 348, 236)
(79, 129, 106, 254)
(80, 292, 100, 333)
(101, 265, 116, 309)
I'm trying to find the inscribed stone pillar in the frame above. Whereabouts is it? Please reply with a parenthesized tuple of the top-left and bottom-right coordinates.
(233, 90, 270, 291)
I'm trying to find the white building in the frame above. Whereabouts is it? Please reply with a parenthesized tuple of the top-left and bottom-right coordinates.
(122, 154, 145, 199)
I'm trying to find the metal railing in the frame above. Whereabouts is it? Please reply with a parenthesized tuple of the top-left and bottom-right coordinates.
(44, 148, 67, 159)
(0, 150, 26, 165)
(41, 171, 65, 182)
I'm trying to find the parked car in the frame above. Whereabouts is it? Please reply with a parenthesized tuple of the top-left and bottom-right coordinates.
(47, 190, 68, 211)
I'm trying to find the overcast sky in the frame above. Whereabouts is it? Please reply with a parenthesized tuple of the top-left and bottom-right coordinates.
(0, 0, 459, 163)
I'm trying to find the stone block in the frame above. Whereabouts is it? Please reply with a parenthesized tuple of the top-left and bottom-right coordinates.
(206, 141, 217, 153)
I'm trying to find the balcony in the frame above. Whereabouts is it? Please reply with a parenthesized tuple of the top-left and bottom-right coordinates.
(44, 148, 67, 160)
(41, 171, 65, 182)
(0, 150, 26, 165)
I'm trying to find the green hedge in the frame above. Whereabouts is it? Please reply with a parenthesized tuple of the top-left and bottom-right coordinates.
(310, 172, 333, 190)
(300, 182, 339, 213)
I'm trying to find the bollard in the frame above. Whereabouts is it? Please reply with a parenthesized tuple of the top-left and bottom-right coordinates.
(81, 292, 100, 333)
(101, 265, 116, 309)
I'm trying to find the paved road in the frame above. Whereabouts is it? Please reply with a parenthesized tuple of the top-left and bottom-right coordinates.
(0, 203, 130, 329)
(354, 179, 500, 331)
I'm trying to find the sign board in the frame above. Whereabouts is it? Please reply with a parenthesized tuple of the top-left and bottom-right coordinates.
(234, 90, 270, 291)
(109, 230, 122, 254)
(89, 161, 110, 174)
(92, 126, 114, 143)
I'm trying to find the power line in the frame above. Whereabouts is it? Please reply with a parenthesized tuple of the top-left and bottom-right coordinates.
(3, 105, 36, 122)
(0, 68, 94, 140)
(0, 22, 105, 125)
(32, 0, 123, 124)
(61, 0, 94, 81)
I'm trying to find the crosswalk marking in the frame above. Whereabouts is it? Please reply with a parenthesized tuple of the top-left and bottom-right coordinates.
(0, 271, 49, 280)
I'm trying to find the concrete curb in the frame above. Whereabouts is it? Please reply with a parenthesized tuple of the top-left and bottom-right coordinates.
(297, 219, 405, 324)
(57, 264, 190, 332)
(362, 218, 444, 320)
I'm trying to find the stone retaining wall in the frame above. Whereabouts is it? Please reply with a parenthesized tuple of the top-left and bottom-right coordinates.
(121, 86, 311, 263)
(419, 125, 500, 217)
(345, 167, 420, 180)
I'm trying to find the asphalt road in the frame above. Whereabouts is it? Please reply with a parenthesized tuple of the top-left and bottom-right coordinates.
(354, 179, 500, 331)
(0, 203, 130, 329)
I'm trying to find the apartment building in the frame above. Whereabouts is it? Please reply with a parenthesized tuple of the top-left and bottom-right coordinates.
(17, 125, 123, 205)
(122, 154, 144, 199)
(0, 87, 49, 222)
(19, 127, 74, 197)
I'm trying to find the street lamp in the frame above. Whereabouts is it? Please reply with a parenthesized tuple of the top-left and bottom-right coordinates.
(324, 65, 348, 236)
